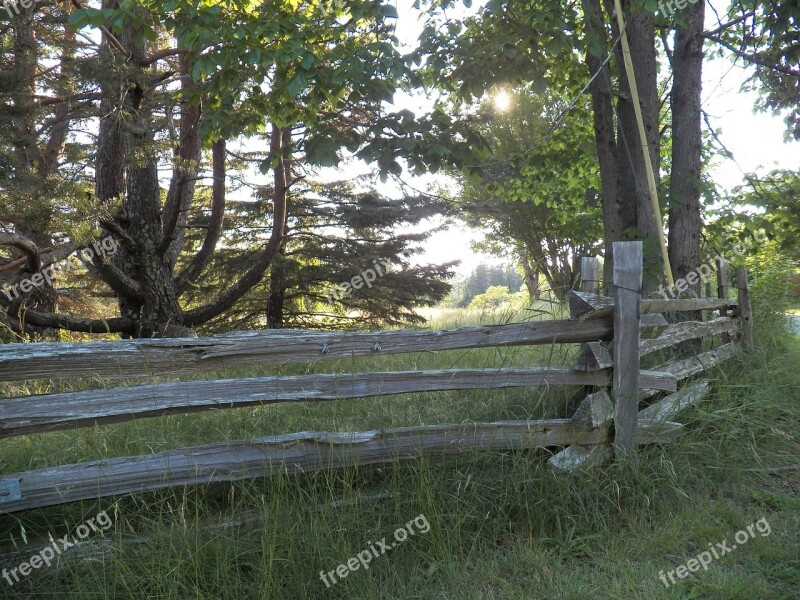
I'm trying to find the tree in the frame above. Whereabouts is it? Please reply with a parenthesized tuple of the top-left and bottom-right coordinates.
(666, 0, 706, 317)
(704, 1, 800, 139)
(468, 285, 513, 310)
(419, 0, 660, 289)
(709, 169, 800, 264)
(0, 0, 482, 337)
(453, 89, 603, 301)
(178, 180, 456, 332)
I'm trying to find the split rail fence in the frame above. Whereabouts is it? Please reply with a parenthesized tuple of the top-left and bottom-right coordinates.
(0, 241, 752, 513)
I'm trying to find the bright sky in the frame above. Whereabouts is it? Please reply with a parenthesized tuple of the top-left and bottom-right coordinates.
(379, 0, 799, 275)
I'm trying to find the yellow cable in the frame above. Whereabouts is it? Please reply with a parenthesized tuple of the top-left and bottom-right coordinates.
(612, 0, 675, 287)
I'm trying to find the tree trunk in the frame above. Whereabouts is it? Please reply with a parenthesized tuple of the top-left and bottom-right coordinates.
(668, 0, 705, 297)
(265, 127, 292, 329)
(583, 0, 623, 286)
(584, 0, 663, 292)
(520, 251, 541, 301)
(612, 0, 661, 295)
(668, 0, 705, 350)
(96, 19, 186, 338)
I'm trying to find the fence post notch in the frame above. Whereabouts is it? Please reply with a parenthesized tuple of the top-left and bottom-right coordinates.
(612, 241, 643, 460)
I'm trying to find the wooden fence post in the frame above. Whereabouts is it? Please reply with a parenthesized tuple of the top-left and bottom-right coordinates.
(612, 241, 642, 459)
(581, 257, 600, 294)
(717, 258, 729, 344)
(735, 266, 753, 348)
(576, 256, 603, 411)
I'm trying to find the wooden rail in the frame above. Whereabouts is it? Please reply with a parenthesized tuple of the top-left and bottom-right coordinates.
(0, 242, 750, 513)
(0, 367, 676, 438)
(0, 420, 609, 512)
(0, 318, 613, 382)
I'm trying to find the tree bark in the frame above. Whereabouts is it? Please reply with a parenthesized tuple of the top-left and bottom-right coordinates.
(520, 250, 541, 300)
(668, 0, 705, 298)
(266, 128, 292, 328)
(582, 0, 623, 287)
(612, 0, 661, 295)
(162, 53, 203, 269)
(668, 0, 705, 350)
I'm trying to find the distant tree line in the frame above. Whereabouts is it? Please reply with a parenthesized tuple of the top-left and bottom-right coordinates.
(442, 263, 523, 308)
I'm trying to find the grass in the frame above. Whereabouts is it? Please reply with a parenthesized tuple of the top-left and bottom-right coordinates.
(0, 306, 798, 599)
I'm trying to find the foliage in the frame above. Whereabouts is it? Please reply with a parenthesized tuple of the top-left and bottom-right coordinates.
(442, 262, 524, 308)
(708, 1, 800, 139)
(467, 284, 514, 309)
(744, 241, 796, 334)
(453, 89, 603, 301)
(178, 179, 456, 332)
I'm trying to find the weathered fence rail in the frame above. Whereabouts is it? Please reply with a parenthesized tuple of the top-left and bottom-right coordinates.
(0, 241, 749, 513)
(0, 317, 614, 382)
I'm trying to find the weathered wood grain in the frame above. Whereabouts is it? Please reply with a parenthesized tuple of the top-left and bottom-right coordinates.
(612, 241, 642, 457)
(0, 367, 676, 438)
(570, 390, 613, 428)
(581, 257, 601, 294)
(639, 380, 710, 422)
(639, 317, 739, 356)
(0, 318, 614, 382)
(569, 291, 614, 319)
(577, 341, 612, 371)
(717, 259, 730, 344)
(639, 313, 669, 339)
(639, 342, 739, 401)
(0, 420, 609, 513)
(569, 292, 735, 321)
(548, 444, 611, 472)
(655, 342, 739, 381)
(641, 298, 735, 314)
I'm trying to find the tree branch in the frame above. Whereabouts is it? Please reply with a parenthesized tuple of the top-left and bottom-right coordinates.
(0, 233, 41, 273)
(703, 12, 755, 38)
(139, 47, 185, 66)
(182, 124, 288, 326)
(175, 139, 226, 294)
(705, 35, 800, 78)
(161, 53, 202, 263)
(89, 255, 145, 300)
(13, 308, 134, 334)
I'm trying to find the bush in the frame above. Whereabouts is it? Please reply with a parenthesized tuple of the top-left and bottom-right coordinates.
(467, 285, 513, 310)
(744, 241, 795, 335)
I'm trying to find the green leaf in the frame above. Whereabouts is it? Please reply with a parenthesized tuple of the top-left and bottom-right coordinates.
(286, 73, 309, 97)
(486, 0, 503, 14)
(301, 53, 316, 69)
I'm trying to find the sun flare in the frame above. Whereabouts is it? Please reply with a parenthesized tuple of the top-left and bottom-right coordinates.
(493, 90, 512, 112)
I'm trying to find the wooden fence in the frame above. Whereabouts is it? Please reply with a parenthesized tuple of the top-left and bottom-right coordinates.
(0, 241, 751, 513)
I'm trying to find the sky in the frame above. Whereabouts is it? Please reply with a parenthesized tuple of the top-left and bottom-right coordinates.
(377, 0, 800, 276)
